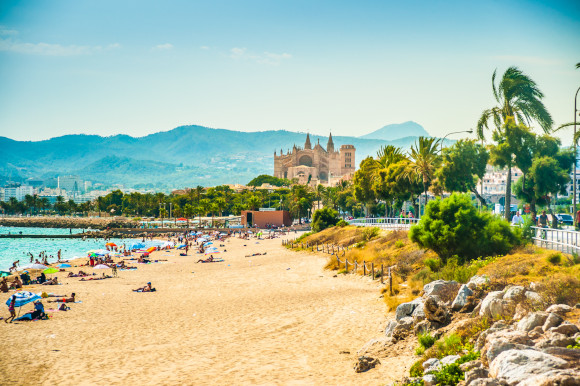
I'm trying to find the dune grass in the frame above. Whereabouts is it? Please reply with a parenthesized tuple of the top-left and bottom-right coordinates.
(292, 225, 580, 310)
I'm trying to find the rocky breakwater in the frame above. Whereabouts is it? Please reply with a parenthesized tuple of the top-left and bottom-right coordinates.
(0, 216, 139, 230)
(356, 275, 580, 385)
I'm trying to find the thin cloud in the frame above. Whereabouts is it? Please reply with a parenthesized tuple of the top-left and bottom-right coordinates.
(0, 26, 18, 36)
(152, 43, 173, 51)
(230, 47, 292, 65)
(200, 45, 210, 50)
(492, 55, 561, 66)
(0, 39, 121, 56)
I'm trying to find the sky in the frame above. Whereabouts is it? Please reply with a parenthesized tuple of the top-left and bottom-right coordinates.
(0, 0, 579, 143)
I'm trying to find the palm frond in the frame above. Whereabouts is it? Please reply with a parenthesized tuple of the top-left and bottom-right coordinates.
(492, 69, 500, 103)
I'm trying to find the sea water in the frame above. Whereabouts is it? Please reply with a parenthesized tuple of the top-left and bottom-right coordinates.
(0, 227, 138, 270)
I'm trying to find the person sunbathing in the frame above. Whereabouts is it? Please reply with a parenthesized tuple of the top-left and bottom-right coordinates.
(42, 277, 59, 285)
(48, 293, 75, 303)
(0, 278, 8, 293)
(133, 282, 154, 292)
(196, 255, 214, 263)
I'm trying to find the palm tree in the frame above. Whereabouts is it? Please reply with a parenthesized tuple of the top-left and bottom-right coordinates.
(403, 137, 441, 209)
(377, 145, 406, 167)
(477, 66, 553, 140)
(315, 184, 325, 210)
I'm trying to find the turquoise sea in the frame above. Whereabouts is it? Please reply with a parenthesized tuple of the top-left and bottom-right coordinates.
(0, 227, 138, 271)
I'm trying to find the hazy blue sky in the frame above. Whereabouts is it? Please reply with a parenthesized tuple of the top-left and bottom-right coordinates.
(0, 0, 579, 143)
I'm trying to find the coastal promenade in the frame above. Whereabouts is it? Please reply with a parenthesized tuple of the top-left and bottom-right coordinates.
(0, 233, 411, 385)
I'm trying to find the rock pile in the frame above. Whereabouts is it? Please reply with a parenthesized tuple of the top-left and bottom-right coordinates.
(383, 275, 580, 385)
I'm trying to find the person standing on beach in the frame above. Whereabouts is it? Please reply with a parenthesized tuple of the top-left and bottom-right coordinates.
(5, 295, 16, 323)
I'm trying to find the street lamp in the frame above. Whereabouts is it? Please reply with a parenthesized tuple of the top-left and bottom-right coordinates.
(441, 129, 473, 155)
(436, 130, 474, 204)
(573, 86, 580, 228)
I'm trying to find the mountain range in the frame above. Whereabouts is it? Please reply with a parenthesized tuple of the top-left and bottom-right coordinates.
(0, 122, 431, 190)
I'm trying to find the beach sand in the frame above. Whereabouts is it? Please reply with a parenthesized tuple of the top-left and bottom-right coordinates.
(1, 233, 412, 385)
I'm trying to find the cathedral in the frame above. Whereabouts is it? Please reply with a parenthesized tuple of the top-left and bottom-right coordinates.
(273, 133, 356, 186)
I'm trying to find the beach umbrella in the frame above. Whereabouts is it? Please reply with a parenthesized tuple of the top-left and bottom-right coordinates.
(5, 291, 41, 308)
(203, 242, 213, 246)
(0, 270, 11, 277)
(205, 250, 221, 255)
(106, 242, 117, 247)
(93, 264, 110, 269)
(57, 263, 72, 268)
(20, 263, 48, 270)
(43, 267, 59, 274)
(177, 217, 187, 221)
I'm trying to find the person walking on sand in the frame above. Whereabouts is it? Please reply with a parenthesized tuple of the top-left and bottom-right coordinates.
(5, 295, 16, 323)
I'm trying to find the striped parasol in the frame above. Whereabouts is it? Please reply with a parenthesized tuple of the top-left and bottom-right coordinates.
(5, 291, 41, 307)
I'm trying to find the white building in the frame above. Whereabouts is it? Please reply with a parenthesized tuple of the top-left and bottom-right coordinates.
(477, 165, 523, 196)
(2, 185, 34, 201)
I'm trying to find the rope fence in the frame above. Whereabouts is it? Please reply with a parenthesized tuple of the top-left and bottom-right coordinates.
(282, 238, 396, 295)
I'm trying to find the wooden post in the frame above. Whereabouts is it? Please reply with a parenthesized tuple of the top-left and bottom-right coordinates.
(381, 264, 384, 284)
(354, 261, 357, 274)
(345, 259, 348, 272)
(371, 262, 375, 280)
(336, 256, 340, 267)
(389, 267, 393, 296)
(316, 243, 319, 251)
(363, 261, 366, 276)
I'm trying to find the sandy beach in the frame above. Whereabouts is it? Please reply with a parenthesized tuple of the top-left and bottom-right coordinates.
(1, 232, 412, 385)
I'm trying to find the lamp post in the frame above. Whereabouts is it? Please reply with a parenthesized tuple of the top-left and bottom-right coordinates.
(574, 86, 580, 228)
(441, 129, 473, 155)
(437, 129, 474, 203)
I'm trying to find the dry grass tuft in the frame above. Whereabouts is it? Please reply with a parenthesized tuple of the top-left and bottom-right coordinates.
(478, 246, 580, 306)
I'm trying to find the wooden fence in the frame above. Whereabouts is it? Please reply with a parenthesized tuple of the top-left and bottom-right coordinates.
(282, 238, 395, 295)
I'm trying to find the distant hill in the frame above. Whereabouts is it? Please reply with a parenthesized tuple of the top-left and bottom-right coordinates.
(0, 125, 429, 190)
(359, 121, 430, 141)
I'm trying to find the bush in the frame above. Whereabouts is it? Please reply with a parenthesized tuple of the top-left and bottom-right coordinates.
(429, 351, 481, 386)
(418, 331, 437, 349)
(395, 240, 405, 248)
(409, 193, 519, 263)
(547, 253, 562, 265)
(433, 363, 463, 385)
(362, 226, 380, 241)
(539, 274, 580, 305)
(311, 207, 340, 233)
(424, 258, 441, 272)
(336, 219, 349, 227)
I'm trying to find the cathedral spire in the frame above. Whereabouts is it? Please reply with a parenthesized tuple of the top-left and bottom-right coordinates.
(327, 132, 334, 153)
(304, 133, 312, 150)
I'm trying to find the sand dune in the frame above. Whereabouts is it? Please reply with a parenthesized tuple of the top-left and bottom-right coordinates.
(1, 233, 411, 385)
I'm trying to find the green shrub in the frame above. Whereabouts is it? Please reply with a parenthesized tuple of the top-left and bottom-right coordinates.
(409, 193, 519, 263)
(312, 207, 340, 233)
(395, 240, 405, 248)
(433, 363, 463, 385)
(424, 258, 441, 272)
(547, 253, 562, 265)
(418, 332, 437, 349)
(336, 219, 349, 227)
(521, 216, 535, 243)
(429, 350, 480, 386)
(362, 226, 380, 241)
(433, 334, 463, 358)
(409, 360, 424, 377)
(567, 336, 580, 349)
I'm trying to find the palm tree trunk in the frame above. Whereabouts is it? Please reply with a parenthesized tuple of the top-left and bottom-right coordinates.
(505, 164, 512, 221)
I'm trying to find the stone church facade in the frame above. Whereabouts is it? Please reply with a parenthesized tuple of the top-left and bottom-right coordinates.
(273, 133, 356, 186)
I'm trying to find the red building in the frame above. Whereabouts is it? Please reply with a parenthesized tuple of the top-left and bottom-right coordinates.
(241, 210, 292, 228)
